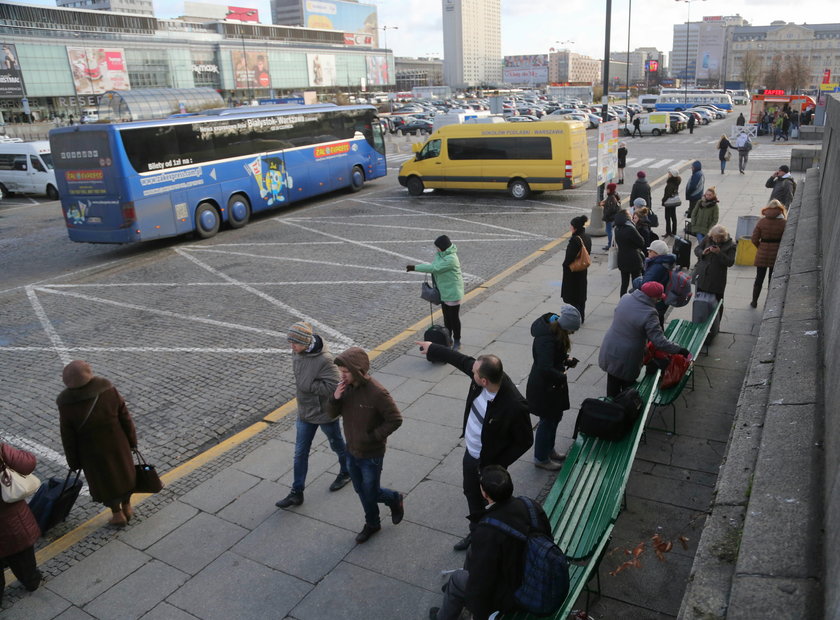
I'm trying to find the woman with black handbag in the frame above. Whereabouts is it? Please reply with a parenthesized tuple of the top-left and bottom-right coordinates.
(661, 167, 682, 238)
(407, 235, 465, 350)
(526, 306, 581, 470)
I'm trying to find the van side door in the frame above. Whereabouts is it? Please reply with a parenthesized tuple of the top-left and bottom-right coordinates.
(29, 155, 48, 193)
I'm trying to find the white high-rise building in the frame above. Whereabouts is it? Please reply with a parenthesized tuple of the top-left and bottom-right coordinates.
(442, 0, 501, 88)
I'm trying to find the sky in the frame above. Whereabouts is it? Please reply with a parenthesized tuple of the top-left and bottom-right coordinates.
(22, 0, 840, 62)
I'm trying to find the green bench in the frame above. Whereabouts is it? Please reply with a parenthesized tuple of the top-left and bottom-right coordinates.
(501, 371, 661, 620)
(649, 299, 724, 433)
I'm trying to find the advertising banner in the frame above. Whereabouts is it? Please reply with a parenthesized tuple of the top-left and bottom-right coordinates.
(366, 56, 390, 86)
(695, 20, 726, 81)
(231, 51, 271, 89)
(67, 47, 131, 95)
(0, 44, 25, 97)
(596, 120, 619, 185)
(307, 54, 336, 87)
(503, 55, 548, 85)
(304, 0, 378, 44)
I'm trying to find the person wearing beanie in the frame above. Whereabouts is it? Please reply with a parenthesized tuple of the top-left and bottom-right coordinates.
(407, 235, 465, 350)
(690, 187, 720, 244)
(685, 160, 705, 215)
(275, 322, 351, 510)
(641, 239, 677, 326)
(526, 307, 581, 470)
(765, 165, 796, 208)
(599, 182, 621, 249)
(629, 171, 651, 215)
(750, 199, 787, 308)
(661, 167, 682, 238)
(617, 141, 628, 183)
(57, 361, 139, 528)
(562, 215, 592, 322)
(329, 347, 404, 543)
(599, 283, 689, 397)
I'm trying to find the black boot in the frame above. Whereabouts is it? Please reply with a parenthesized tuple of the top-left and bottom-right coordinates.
(750, 284, 761, 308)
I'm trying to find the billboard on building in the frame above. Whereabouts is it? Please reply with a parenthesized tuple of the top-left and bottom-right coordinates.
(0, 44, 25, 97)
(695, 20, 726, 81)
(307, 54, 336, 87)
(231, 51, 271, 89)
(183, 2, 260, 21)
(366, 56, 390, 86)
(304, 1, 378, 45)
(67, 47, 130, 95)
(503, 55, 548, 85)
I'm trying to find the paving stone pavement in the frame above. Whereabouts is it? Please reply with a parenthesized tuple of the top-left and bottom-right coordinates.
(1, 165, 779, 619)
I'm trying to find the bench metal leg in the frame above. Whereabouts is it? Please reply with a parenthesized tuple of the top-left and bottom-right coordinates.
(645, 404, 677, 435)
(583, 536, 611, 612)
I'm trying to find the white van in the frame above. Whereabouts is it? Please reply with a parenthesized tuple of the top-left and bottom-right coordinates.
(0, 140, 59, 199)
(623, 112, 670, 136)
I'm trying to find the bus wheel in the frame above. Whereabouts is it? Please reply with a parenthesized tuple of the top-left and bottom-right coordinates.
(406, 176, 424, 196)
(652, 128, 661, 136)
(508, 179, 531, 200)
(195, 202, 220, 239)
(349, 166, 365, 192)
(46, 184, 59, 200)
(227, 194, 250, 229)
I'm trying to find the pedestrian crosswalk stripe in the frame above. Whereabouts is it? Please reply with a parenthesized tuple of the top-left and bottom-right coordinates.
(632, 157, 656, 168)
(652, 158, 673, 168)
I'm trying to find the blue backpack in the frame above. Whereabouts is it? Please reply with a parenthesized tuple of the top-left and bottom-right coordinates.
(664, 269, 693, 307)
(483, 496, 570, 616)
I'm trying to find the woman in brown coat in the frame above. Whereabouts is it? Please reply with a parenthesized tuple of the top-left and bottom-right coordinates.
(0, 443, 43, 603)
(57, 360, 138, 527)
(750, 200, 787, 308)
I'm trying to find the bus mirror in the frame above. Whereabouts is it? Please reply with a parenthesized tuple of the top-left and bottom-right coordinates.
(411, 143, 422, 154)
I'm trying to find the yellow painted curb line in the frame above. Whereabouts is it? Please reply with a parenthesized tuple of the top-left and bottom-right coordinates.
(15, 209, 584, 582)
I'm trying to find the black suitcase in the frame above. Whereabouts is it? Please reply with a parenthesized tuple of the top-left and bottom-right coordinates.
(28, 470, 83, 534)
(673, 222, 692, 270)
(424, 323, 452, 348)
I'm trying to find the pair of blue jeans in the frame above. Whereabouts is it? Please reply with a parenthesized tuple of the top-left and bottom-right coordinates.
(604, 221, 613, 247)
(534, 417, 560, 462)
(345, 453, 399, 528)
(292, 419, 348, 494)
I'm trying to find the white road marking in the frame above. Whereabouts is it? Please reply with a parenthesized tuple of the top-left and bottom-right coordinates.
(175, 248, 355, 349)
(185, 247, 408, 274)
(0, 346, 292, 354)
(25, 286, 71, 365)
(631, 157, 656, 168)
(651, 159, 674, 168)
(41, 280, 417, 288)
(285, 217, 526, 237)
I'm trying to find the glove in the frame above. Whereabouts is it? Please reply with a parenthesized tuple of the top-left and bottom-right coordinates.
(565, 357, 579, 369)
(406, 265, 415, 272)
(678, 347, 690, 357)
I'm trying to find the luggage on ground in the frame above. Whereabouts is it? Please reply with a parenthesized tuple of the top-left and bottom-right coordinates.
(28, 470, 83, 534)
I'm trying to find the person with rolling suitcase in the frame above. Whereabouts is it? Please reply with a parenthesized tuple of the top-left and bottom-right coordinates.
(407, 235, 464, 350)
(27, 469, 83, 535)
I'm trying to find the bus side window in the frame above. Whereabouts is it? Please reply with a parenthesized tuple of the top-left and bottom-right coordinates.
(30, 155, 46, 172)
(419, 139, 441, 160)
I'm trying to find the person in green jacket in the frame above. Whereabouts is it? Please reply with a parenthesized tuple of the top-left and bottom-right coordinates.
(407, 235, 465, 350)
(688, 187, 719, 244)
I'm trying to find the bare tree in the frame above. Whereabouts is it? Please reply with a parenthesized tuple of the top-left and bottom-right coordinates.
(739, 50, 762, 92)
(782, 54, 811, 93)
(764, 54, 784, 90)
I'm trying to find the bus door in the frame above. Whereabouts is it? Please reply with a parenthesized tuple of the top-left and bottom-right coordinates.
(274, 148, 312, 202)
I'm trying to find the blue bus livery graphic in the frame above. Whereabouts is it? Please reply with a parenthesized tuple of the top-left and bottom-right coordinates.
(49, 104, 387, 243)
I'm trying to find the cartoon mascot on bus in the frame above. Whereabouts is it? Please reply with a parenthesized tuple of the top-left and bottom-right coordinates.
(245, 155, 293, 206)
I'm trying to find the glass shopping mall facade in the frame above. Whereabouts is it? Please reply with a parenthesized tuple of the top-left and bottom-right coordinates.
(0, 2, 394, 121)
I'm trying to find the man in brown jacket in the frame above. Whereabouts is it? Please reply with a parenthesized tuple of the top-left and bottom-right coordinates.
(330, 347, 404, 543)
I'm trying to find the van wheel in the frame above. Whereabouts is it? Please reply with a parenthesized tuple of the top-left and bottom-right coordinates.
(652, 128, 661, 136)
(406, 176, 424, 196)
(46, 184, 59, 200)
(349, 166, 365, 192)
(508, 179, 531, 200)
(227, 194, 250, 229)
(195, 202, 220, 239)
(623, 128, 631, 136)
(0, 183, 6, 199)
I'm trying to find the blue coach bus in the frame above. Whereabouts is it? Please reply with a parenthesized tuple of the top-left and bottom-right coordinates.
(654, 90, 733, 112)
(49, 104, 387, 243)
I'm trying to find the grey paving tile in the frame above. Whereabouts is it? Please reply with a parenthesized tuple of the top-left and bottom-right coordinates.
(233, 510, 356, 583)
(289, 561, 438, 620)
(379, 447, 439, 494)
(404, 479, 470, 538)
(216, 478, 288, 529)
(275, 448, 336, 493)
(139, 602, 200, 620)
(83, 560, 189, 620)
(46, 541, 149, 607)
(229, 438, 295, 480)
(120, 501, 199, 551)
(53, 607, 95, 620)
(400, 392, 465, 428)
(166, 552, 310, 620)
(146, 512, 248, 575)
(179, 467, 260, 514)
(0, 586, 71, 620)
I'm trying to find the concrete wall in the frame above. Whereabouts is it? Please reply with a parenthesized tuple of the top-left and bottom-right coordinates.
(820, 94, 840, 619)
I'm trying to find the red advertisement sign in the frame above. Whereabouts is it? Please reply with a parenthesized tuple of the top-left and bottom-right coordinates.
(227, 6, 259, 22)
(823, 69, 831, 84)
(314, 142, 350, 158)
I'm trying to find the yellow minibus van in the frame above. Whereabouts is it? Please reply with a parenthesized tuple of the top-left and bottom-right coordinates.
(397, 121, 589, 199)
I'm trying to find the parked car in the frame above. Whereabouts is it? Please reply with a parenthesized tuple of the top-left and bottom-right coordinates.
(506, 115, 539, 122)
(668, 112, 688, 132)
(398, 119, 434, 135)
(686, 108, 713, 124)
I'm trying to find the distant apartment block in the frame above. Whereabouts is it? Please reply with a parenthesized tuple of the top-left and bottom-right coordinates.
(442, 0, 502, 88)
(56, 0, 154, 15)
(549, 49, 600, 85)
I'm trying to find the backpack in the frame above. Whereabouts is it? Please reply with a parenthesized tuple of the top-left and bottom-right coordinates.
(664, 269, 693, 307)
(483, 497, 570, 616)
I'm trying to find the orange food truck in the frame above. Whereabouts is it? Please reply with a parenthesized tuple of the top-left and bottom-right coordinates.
(749, 91, 816, 124)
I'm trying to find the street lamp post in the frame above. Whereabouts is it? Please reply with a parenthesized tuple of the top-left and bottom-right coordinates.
(380, 25, 398, 51)
(625, 0, 631, 109)
(676, 0, 707, 105)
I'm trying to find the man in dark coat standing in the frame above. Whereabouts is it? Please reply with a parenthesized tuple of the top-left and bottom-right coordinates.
(429, 465, 551, 620)
(416, 342, 533, 551)
(765, 165, 796, 208)
(629, 171, 652, 212)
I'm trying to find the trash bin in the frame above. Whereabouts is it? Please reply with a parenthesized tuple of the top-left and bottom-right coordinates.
(735, 237, 757, 266)
(736, 215, 760, 240)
